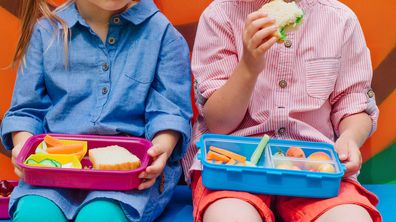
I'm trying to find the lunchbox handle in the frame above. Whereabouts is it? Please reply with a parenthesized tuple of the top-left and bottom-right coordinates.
(341, 164, 347, 172)
(196, 140, 204, 149)
(306, 174, 323, 179)
(226, 167, 243, 173)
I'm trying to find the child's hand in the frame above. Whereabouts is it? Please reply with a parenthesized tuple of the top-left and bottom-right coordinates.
(138, 130, 180, 190)
(10, 132, 33, 178)
(11, 143, 24, 178)
(334, 136, 362, 178)
(138, 144, 171, 190)
(241, 11, 278, 75)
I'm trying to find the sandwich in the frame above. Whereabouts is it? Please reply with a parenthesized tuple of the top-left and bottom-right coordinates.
(260, 0, 304, 42)
(89, 145, 141, 170)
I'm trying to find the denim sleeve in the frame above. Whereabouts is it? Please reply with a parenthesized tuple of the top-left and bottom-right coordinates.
(1, 26, 51, 150)
(145, 29, 193, 161)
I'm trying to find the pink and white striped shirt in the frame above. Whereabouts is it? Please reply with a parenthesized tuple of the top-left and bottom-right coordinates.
(182, 0, 378, 182)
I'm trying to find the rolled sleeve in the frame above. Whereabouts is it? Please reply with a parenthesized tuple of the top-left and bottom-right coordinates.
(329, 16, 379, 136)
(0, 25, 50, 150)
(191, 5, 238, 105)
(1, 116, 43, 150)
(145, 114, 191, 161)
(145, 29, 193, 161)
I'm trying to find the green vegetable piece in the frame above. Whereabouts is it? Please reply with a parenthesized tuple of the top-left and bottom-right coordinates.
(49, 159, 62, 168)
(38, 159, 61, 168)
(25, 159, 38, 164)
(250, 134, 270, 165)
(295, 15, 303, 24)
(279, 28, 286, 41)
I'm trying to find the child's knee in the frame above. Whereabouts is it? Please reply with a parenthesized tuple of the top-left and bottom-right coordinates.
(75, 199, 128, 222)
(13, 195, 67, 222)
(315, 204, 373, 222)
(203, 198, 263, 222)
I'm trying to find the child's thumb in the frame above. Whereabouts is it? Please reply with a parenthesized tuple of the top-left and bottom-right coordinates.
(336, 146, 348, 161)
(148, 144, 160, 157)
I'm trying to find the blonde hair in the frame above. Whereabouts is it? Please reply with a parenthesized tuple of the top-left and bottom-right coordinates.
(13, 0, 71, 68)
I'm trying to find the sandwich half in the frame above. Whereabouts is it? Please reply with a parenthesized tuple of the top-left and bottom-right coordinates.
(89, 145, 141, 170)
(260, 0, 304, 42)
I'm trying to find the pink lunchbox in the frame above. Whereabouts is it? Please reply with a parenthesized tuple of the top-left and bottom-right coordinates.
(16, 134, 152, 191)
(0, 181, 18, 219)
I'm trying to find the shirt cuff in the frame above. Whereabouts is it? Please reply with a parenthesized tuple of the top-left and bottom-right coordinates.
(331, 89, 379, 137)
(145, 114, 192, 161)
(1, 115, 43, 150)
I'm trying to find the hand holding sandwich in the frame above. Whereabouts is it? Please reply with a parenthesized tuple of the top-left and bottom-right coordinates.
(241, 11, 278, 76)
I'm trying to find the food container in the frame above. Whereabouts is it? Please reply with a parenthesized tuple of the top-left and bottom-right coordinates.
(197, 134, 345, 198)
(16, 134, 152, 191)
(0, 181, 18, 219)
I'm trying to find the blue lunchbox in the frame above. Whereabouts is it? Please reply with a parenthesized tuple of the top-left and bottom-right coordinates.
(197, 134, 345, 198)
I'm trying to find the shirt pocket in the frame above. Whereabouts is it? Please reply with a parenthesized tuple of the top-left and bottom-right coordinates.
(123, 40, 158, 84)
(305, 57, 340, 100)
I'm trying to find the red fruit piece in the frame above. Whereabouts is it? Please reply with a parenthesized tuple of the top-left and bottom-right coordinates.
(286, 146, 306, 158)
(0, 180, 14, 197)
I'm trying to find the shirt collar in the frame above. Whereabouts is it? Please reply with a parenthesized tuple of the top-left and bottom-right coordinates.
(120, 0, 159, 25)
(54, 0, 159, 29)
(55, 2, 80, 29)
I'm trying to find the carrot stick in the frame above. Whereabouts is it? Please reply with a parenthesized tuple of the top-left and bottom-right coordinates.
(46, 144, 83, 154)
(44, 135, 64, 147)
(209, 146, 246, 163)
(206, 150, 230, 162)
(226, 159, 237, 165)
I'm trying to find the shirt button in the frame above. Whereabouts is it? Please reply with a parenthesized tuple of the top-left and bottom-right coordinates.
(102, 87, 108, 95)
(108, 37, 116, 45)
(113, 17, 121, 24)
(102, 63, 109, 71)
(278, 127, 286, 135)
(284, 40, 292, 48)
(367, 89, 375, 98)
(279, 80, 287, 88)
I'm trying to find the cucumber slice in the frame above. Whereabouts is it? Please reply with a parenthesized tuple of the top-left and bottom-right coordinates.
(39, 159, 61, 168)
(250, 134, 270, 165)
(25, 159, 38, 164)
(50, 159, 62, 168)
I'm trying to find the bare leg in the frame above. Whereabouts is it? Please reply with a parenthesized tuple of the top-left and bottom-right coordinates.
(315, 204, 373, 222)
(203, 198, 263, 222)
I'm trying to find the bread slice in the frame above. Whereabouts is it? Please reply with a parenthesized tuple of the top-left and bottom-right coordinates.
(89, 145, 141, 170)
(260, 0, 304, 42)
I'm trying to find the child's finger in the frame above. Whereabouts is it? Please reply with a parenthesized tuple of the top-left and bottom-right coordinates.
(11, 155, 23, 176)
(250, 25, 278, 49)
(11, 143, 22, 159)
(147, 144, 161, 158)
(245, 11, 267, 28)
(334, 142, 348, 161)
(344, 149, 361, 177)
(14, 168, 23, 179)
(256, 37, 277, 54)
(146, 154, 167, 174)
(138, 178, 156, 190)
(245, 17, 275, 42)
(138, 153, 167, 179)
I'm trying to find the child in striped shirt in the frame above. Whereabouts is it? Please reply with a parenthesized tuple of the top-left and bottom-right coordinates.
(182, 0, 381, 221)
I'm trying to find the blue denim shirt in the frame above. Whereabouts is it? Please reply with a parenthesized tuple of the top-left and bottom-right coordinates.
(1, 1, 192, 221)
